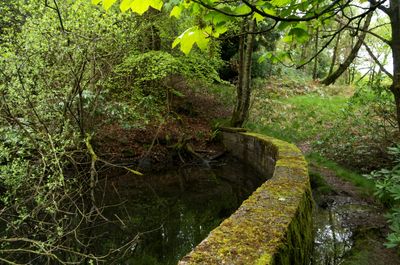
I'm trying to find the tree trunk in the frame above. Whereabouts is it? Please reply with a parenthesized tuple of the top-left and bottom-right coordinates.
(231, 20, 256, 127)
(312, 27, 320, 80)
(389, 0, 400, 130)
(321, 12, 373, 85)
(328, 28, 341, 76)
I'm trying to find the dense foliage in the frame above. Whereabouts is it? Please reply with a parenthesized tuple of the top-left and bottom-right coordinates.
(368, 146, 400, 248)
(0, 0, 224, 263)
(2, 0, 400, 262)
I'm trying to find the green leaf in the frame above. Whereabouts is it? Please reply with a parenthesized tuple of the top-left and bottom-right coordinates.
(234, 4, 251, 15)
(289, 27, 310, 43)
(102, 0, 117, 10)
(278, 21, 292, 30)
(271, 0, 292, 7)
(120, 0, 133, 12)
(149, 0, 163, 11)
(276, 51, 291, 63)
(130, 0, 151, 14)
(92, 0, 102, 4)
(204, 11, 232, 25)
(282, 34, 293, 43)
(172, 37, 181, 49)
(172, 27, 210, 54)
(214, 24, 228, 38)
(180, 35, 196, 54)
(258, 52, 271, 63)
(194, 29, 210, 50)
(130, 0, 163, 15)
(295, 22, 308, 31)
(170, 6, 182, 18)
(253, 12, 265, 23)
(262, 7, 277, 16)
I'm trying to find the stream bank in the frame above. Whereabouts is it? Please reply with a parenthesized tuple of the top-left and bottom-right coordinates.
(310, 162, 400, 265)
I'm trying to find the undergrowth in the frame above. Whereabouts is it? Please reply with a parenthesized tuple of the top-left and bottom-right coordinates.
(307, 153, 375, 196)
(247, 76, 397, 172)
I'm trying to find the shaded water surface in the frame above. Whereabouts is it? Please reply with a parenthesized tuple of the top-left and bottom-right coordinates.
(312, 195, 381, 265)
(97, 155, 265, 264)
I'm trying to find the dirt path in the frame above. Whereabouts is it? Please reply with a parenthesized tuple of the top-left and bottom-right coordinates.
(309, 162, 400, 265)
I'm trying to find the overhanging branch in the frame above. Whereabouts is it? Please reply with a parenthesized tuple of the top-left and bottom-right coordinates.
(362, 41, 393, 79)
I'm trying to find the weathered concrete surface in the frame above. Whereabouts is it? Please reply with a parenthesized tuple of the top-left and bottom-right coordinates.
(178, 130, 313, 265)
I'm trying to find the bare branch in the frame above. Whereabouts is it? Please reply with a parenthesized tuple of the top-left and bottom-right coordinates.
(368, 0, 390, 14)
(363, 41, 393, 79)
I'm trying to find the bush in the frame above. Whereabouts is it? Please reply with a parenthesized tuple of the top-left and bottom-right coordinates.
(314, 86, 397, 172)
(367, 145, 400, 248)
(0, 1, 145, 262)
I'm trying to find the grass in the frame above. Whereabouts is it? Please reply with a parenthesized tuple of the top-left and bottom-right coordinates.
(209, 78, 385, 197)
(309, 170, 334, 195)
(244, 80, 376, 196)
(307, 152, 375, 196)
(247, 94, 351, 143)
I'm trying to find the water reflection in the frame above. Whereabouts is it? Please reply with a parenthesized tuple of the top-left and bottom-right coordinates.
(312, 197, 376, 265)
(94, 155, 265, 264)
(313, 205, 353, 265)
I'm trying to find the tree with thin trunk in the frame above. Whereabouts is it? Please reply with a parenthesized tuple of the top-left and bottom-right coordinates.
(231, 19, 256, 127)
(321, 11, 373, 85)
(361, 0, 400, 130)
(328, 27, 342, 76)
(312, 26, 320, 80)
(95, 0, 386, 128)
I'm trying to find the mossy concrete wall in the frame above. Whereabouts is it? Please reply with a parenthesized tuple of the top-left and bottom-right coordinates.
(178, 130, 313, 265)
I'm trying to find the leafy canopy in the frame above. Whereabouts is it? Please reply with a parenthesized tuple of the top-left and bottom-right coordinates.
(92, 0, 342, 54)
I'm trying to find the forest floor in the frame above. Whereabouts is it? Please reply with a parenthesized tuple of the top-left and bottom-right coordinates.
(93, 82, 233, 172)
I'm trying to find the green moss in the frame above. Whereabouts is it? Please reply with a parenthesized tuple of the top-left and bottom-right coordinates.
(178, 132, 313, 265)
(307, 152, 375, 196)
(309, 171, 334, 194)
(341, 231, 394, 265)
(256, 253, 273, 265)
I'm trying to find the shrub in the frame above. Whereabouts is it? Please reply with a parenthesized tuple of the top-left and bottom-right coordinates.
(367, 145, 400, 248)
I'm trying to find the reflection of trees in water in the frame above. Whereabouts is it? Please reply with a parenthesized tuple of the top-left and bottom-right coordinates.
(313, 204, 353, 265)
(93, 156, 264, 264)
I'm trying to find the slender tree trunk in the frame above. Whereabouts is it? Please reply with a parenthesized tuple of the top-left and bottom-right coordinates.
(328, 29, 341, 76)
(231, 19, 256, 127)
(233, 23, 245, 123)
(313, 27, 320, 80)
(322, 12, 373, 85)
(369, 67, 376, 85)
(239, 20, 256, 123)
(389, 0, 400, 130)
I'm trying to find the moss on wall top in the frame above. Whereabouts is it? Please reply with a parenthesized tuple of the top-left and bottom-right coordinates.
(178, 131, 312, 265)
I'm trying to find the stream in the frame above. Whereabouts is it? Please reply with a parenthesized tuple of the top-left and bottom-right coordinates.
(92, 154, 390, 265)
(311, 186, 387, 265)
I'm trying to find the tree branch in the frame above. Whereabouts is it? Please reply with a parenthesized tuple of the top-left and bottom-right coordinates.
(362, 41, 393, 79)
(347, 25, 391, 45)
(368, 0, 390, 14)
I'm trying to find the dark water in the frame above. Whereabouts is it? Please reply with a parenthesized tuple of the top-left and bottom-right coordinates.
(312, 196, 380, 265)
(96, 155, 265, 264)
(312, 197, 353, 265)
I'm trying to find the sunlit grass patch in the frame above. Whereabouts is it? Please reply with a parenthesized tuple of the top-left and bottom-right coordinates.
(307, 152, 375, 197)
(248, 92, 351, 143)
